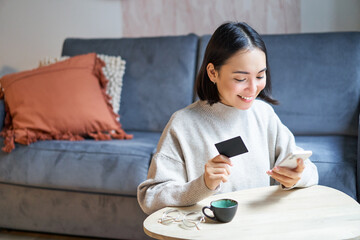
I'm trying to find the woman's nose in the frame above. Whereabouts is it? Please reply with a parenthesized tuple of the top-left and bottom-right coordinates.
(246, 79, 257, 92)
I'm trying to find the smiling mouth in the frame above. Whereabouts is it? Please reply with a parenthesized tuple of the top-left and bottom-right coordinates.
(238, 95, 253, 100)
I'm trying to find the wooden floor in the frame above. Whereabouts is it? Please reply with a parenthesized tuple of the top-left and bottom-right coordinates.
(0, 229, 103, 240)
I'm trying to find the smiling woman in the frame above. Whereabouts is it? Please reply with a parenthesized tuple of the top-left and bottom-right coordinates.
(206, 48, 267, 110)
(196, 22, 278, 107)
(137, 22, 319, 215)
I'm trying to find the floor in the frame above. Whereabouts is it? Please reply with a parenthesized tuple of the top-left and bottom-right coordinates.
(0, 229, 103, 240)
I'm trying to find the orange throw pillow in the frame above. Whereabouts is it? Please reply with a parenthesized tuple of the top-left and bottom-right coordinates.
(0, 53, 132, 153)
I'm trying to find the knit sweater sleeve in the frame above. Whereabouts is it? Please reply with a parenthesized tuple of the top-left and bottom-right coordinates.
(137, 113, 216, 215)
(270, 107, 319, 189)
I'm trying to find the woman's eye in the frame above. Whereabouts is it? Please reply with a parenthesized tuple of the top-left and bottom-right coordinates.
(234, 78, 246, 82)
(256, 76, 265, 79)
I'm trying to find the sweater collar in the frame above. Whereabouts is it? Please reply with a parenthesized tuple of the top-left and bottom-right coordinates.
(199, 100, 248, 119)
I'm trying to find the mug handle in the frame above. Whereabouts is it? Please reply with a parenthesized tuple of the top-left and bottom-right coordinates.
(202, 206, 216, 220)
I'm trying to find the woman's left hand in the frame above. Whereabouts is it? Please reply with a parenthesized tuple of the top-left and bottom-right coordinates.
(266, 158, 305, 188)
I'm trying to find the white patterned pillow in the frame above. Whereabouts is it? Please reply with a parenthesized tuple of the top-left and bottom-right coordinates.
(39, 54, 126, 116)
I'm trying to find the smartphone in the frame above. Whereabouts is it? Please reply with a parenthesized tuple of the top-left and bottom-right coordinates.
(275, 150, 313, 169)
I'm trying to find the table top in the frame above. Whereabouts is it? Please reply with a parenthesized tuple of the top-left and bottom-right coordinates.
(143, 185, 360, 240)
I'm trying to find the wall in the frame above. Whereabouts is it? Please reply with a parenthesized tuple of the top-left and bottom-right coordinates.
(0, 0, 359, 75)
(0, 0, 123, 75)
(301, 0, 360, 33)
(121, 0, 300, 37)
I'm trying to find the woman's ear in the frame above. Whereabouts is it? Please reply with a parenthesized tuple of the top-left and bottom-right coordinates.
(206, 63, 218, 84)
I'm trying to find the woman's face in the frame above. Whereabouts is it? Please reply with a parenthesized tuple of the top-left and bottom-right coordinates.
(207, 48, 267, 110)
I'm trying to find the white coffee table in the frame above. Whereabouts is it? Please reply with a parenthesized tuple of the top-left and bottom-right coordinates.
(143, 185, 360, 239)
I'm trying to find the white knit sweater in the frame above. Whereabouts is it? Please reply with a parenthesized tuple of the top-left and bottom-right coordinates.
(137, 100, 318, 214)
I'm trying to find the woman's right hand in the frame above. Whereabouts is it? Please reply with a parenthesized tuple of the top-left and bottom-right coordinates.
(204, 155, 233, 190)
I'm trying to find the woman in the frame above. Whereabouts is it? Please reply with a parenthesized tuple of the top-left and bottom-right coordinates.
(137, 22, 318, 215)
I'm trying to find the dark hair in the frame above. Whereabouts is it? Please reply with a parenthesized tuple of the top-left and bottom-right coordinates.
(195, 22, 278, 105)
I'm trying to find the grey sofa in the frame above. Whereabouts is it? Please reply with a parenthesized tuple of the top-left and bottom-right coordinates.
(0, 32, 359, 240)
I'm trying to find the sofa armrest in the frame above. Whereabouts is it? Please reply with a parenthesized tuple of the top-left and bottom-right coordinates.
(0, 100, 5, 132)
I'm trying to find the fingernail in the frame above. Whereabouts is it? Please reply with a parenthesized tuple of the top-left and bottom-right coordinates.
(266, 170, 272, 175)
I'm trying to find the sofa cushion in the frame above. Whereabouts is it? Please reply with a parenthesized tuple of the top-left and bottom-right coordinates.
(0, 131, 160, 197)
(0, 100, 4, 132)
(62, 34, 199, 132)
(264, 32, 360, 136)
(198, 33, 360, 136)
(39, 54, 126, 116)
(295, 135, 357, 200)
(0, 53, 132, 153)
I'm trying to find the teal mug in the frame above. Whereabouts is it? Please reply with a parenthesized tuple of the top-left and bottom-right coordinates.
(202, 199, 238, 223)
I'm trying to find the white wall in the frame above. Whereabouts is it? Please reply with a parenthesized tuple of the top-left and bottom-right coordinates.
(301, 0, 360, 33)
(1, 0, 360, 75)
(0, 0, 122, 74)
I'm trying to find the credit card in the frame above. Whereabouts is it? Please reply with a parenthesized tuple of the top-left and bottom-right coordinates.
(215, 136, 248, 158)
